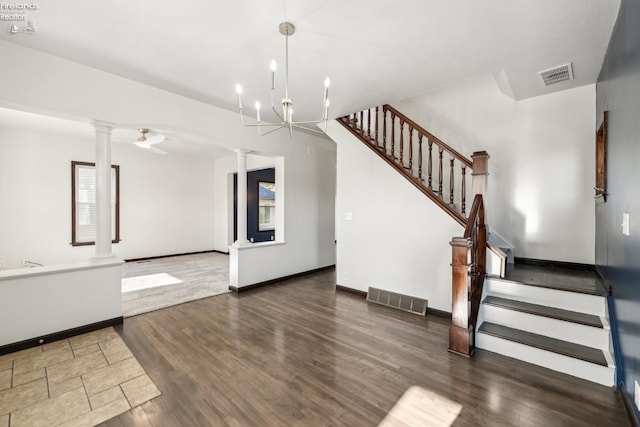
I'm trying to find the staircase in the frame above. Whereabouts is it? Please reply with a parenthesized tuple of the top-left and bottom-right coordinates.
(477, 263, 615, 386)
(336, 105, 616, 387)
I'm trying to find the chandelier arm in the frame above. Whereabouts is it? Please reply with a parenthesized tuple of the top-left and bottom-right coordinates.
(291, 124, 327, 135)
(239, 109, 285, 127)
(270, 88, 286, 122)
(260, 123, 288, 136)
(291, 118, 327, 125)
(241, 121, 286, 127)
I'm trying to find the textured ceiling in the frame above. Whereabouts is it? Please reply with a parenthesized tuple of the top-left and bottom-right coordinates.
(0, 0, 620, 151)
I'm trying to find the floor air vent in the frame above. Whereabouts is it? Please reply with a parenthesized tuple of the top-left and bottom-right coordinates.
(367, 287, 427, 315)
(539, 63, 574, 86)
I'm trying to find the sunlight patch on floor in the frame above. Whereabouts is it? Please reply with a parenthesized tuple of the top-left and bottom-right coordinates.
(121, 273, 182, 293)
(378, 385, 462, 427)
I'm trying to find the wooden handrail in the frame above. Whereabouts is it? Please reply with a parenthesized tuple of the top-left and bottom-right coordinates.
(449, 194, 486, 357)
(384, 104, 472, 169)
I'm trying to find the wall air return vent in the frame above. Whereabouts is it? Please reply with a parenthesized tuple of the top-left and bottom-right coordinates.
(367, 287, 427, 315)
(539, 63, 574, 86)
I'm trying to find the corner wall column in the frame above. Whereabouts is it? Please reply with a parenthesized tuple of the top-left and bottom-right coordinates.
(92, 120, 116, 260)
(234, 148, 251, 246)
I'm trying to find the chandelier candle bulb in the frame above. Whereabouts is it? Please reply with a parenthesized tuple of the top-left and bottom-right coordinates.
(255, 101, 261, 122)
(270, 60, 277, 90)
(235, 84, 243, 110)
(323, 77, 330, 103)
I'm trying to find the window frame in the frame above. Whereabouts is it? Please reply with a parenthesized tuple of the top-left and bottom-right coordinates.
(257, 181, 276, 232)
(71, 161, 120, 246)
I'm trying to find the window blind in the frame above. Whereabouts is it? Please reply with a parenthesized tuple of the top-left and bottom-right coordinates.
(73, 163, 118, 244)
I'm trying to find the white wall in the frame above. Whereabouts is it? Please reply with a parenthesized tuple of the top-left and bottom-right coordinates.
(0, 127, 216, 266)
(394, 77, 596, 263)
(327, 121, 463, 312)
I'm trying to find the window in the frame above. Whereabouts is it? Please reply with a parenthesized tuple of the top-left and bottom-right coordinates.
(71, 161, 120, 246)
(258, 181, 275, 231)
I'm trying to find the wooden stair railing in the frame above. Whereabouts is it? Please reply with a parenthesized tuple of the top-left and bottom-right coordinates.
(449, 194, 486, 357)
(337, 105, 490, 357)
(338, 105, 473, 226)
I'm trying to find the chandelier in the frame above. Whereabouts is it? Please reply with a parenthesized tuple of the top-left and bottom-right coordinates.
(235, 22, 330, 136)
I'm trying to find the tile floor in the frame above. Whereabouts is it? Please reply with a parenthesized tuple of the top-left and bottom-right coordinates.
(0, 327, 160, 426)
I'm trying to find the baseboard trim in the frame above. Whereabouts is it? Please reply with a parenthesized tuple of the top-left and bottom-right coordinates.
(621, 382, 640, 427)
(125, 250, 227, 263)
(428, 308, 452, 320)
(335, 284, 367, 298)
(594, 266, 613, 295)
(0, 316, 124, 356)
(229, 265, 335, 293)
(514, 257, 595, 272)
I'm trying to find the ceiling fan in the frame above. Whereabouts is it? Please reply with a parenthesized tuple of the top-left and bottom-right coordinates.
(132, 128, 167, 155)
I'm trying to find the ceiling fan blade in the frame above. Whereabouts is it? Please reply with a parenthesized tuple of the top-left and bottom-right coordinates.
(145, 146, 168, 155)
(145, 134, 165, 145)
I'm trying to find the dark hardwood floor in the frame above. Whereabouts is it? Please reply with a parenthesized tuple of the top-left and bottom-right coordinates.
(100, 269, 628, 426)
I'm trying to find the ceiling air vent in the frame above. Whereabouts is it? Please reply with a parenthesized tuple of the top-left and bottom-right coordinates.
(539, 63, 574, 86)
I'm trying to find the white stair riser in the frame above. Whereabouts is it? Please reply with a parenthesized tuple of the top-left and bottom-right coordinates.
(485, 278, 606, 317)
(479, 305, 609, 349)
(477, 333, 615, 387)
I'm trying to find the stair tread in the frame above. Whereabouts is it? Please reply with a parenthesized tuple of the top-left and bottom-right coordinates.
(483, 296, 603, 328)
(478, 322, 608, 366)
(501, 263, 608, 296)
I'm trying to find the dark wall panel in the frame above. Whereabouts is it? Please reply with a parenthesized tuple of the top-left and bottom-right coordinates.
(596, 0, 640, 409)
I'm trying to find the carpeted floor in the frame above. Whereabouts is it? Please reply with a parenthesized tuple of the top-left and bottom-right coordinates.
(121, 252, 230, 317)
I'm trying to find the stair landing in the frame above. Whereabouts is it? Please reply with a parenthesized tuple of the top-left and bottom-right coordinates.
(503, 263, 608, 296)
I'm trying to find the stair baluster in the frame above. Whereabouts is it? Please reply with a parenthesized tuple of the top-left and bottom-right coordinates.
(449, 157, 455, 205)
(438, 147, 443, 197)
(337, 104, 476, 227)
(418, 135, 423, 181)
(428, 139, 433, 190)
(399, 118, 404, 166)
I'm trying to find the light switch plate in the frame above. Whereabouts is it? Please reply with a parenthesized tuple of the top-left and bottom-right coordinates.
(622, 213, 630, 236)
(344, 212, 353, 221)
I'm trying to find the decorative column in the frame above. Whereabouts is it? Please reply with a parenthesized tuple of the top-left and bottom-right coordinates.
(234, 149, 251, 246)
(92, 120, 116, 260)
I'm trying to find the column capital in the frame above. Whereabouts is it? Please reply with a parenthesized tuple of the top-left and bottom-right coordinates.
(91, 119, 115, 134)
(234, 148, 252, 156)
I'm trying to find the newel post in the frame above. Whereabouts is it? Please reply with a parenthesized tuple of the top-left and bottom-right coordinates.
(471, 151, 489, 197)
(449, 236, 473, 357)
